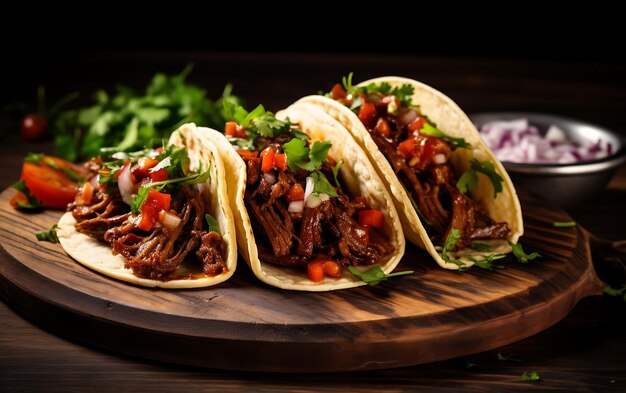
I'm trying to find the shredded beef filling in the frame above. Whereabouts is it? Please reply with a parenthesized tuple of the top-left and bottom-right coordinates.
(243, 146, 394, 269)
(368, 109, 510, 250)
(71, 185, 226, 281)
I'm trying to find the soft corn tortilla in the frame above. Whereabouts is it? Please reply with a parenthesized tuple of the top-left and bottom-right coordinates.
(195, 111, 405, 291)
(57, 123, 238, 288)
(292, 77, 524, 270)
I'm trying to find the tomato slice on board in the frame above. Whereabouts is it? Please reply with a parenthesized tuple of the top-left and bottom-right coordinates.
(21, 157, 82, 209)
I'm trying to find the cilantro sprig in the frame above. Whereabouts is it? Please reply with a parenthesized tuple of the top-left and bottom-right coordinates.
(338, 73, 416, 108)
(222, 102, 291, 140)
(205, 213, 221, 235)
(508, 242, 541, 263)
(53, 64, 241, 161)
(282, 139, 332, 172)
(348, 265, 413, 285)
(457, 159, 504, 198)
(420, 123, 471, 149)
(35, 224, 59, 243)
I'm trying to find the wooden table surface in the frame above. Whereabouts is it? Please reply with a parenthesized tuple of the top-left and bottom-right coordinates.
(1, 52, 625, 392)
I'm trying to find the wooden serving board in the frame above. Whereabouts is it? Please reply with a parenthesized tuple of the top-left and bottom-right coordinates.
(0, 188, 603, 373)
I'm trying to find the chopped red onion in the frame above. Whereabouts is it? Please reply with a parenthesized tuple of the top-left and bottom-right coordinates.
(117, 163, 134, 204)
(288, 200, 304, 213)
(433, 153, 447, 164)
(159, 211, 181, 229)
(479, 119, 611, 164)
(306, 193, 329, 208)
(304, 176, 314, 204)
(263, 172, 276, 185)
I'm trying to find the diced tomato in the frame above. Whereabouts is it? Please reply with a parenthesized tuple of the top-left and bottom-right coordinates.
(374, 117, 391, 138)
(75, 181, 94, 206)
(138, 190, 171, 231)
(322, 261, 342, 278)
(274, 153, 288, 171)
(330, 83, 347, 101)
(408, 117, 426, 133)
(398, 138, 417, 157)
(21, 160, 80, 209)
(358, 209, 384, 229)
(132, 157, 159, 180)
(260, 147, 276, 172)
(307, 260, 325, 282)
(225, 121, 238, 137)
(149, 168, 169, 182)
(286, 183, 304, 203)
(237, 149, 258, 160)
(358, 101, 378, 129)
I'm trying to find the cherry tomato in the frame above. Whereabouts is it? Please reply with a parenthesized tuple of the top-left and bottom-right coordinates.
(20, 114, 49, 142)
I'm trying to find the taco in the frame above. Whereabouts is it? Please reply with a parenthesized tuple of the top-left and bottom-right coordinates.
(292, 75, 523, 270)
(195, 103, 405, 291)
(57, 123, 237, 288)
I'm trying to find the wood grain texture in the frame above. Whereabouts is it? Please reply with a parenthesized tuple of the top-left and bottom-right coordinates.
(0, 187, 603, 372)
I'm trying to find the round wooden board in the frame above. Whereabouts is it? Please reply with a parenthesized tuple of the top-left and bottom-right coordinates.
(0, 188, 603, 373)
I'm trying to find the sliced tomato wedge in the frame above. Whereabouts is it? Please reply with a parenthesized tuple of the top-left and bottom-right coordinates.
(21, 156, 84, 209)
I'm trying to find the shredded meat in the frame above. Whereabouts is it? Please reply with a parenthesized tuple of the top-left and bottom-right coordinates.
(72, 184, 226, 281)
(369, 113, 510, 248)
(239, 135, 395, 270)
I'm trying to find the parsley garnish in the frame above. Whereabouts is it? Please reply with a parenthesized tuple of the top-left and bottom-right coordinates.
(468, 254, 507, 271)
(348, 265, 413, 285)
(205, 213, 221, 235)
(35, 224, 59, 243)
(553, 221, 576, 228)
(130, 187, 150, 214)
(11, 181, 44, 211)
(223, 102, 291, 139)
(508, 242, 541, 263)
(457, 159, 504, 198)
(440, 228, 461, 263)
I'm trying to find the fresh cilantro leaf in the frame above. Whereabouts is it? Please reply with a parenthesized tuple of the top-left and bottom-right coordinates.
(35, 224, 59, 243)
(283, 138, 309, 171)
(470, 242, 492, 252)
(241, 104, 266, 127)
(420, 123, 471, 149)
(348, 265, 413, 285)
(520, 371, 541, 382)
(229, 137, 256, 151)
(553, 221, 576, 228)
(204, 213, 221, 235)
(332, 159, 344, 188)
(310, 171, 338, 197)
(456, 170, 477, 195)
(508, 242, 541, 263)
(11, 181, 44, 210)
(470, 159, 503, 198)
(130, 187, 150, 214)
(469, 254, 506, 271)
(497, 352, 522, 362)
(283, 139, 332, 172)
(342, 72, 354, 92)
(440, 228, 461, 261)
(249, 112, 291, 137)
(304, 141, 332, 171)
(291, 129, 311, 141)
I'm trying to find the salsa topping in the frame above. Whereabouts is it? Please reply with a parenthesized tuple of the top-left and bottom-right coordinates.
(70, 144, 226, 281)
(223, 102, 395, 282)
(329, 74, 509, 250)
